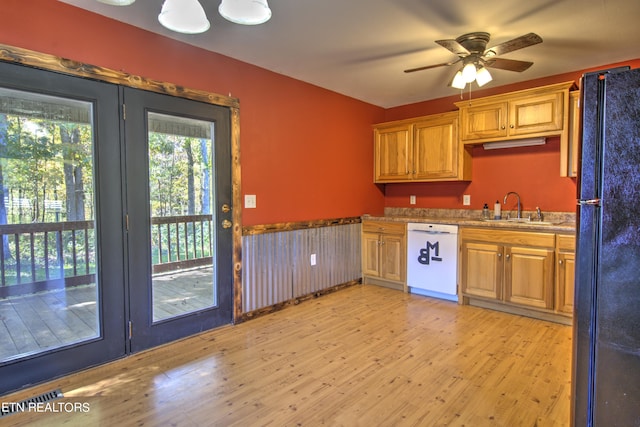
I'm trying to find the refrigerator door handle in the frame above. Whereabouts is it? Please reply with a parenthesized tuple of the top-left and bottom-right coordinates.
(577, 198, 601, 206)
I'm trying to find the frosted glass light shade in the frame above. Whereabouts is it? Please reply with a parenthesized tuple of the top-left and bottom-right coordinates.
(97, 0, 135, 5)
(219, 0, 272, 25)
(462, 63, 477, 83)
(451, 71, 466, 89)
(158, 0, 210, 34)
(475, 67, 493, 87)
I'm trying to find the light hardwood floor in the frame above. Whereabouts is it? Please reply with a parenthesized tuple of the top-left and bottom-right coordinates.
(1, 284, 573, 426)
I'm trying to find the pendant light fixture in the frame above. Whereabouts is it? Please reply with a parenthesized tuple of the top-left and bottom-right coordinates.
(219, 0, 272, 25)
(158, 0, 210, 34)
(95, 0, 272, 33)
(96, 0, 135, 5)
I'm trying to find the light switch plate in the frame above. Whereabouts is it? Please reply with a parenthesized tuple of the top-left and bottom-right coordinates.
(245, 194, 257, 209)
(410, 195, 416, 205)
(463, 194, 471, 206)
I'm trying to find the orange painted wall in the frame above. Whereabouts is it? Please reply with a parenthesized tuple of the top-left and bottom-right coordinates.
(3, 1, 640, 222)
(383, 59, 640, 213)
(0, 0, 386, 226)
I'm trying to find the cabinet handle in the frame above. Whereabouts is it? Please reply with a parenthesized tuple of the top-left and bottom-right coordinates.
(559, 259, 564, 265)
(510, 124, 514, 129)
(501, 125, 506, 130)
(497, 252, 502, 258)
(506, 254, 511, 260)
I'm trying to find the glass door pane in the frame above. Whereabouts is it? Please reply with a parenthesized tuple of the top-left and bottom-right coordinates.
(0, 87, 99, 362)
(125, 87, 232, 353)
(147, 112, 216, 322)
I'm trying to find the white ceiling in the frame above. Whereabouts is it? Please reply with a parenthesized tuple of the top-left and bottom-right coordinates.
(60, 0, 640, 108)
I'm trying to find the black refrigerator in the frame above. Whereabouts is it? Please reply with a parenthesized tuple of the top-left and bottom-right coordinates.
(572, 66, 640, 426)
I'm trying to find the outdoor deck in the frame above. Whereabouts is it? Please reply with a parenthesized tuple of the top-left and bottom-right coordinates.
(0, 267, 214, 362)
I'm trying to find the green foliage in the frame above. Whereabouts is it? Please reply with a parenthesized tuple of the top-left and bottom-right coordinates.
(1, 115, 93, 223)
(0, 110, 214, 291)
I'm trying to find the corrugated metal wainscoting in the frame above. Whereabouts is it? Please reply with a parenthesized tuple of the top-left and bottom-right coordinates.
(242, 222, 361, 312)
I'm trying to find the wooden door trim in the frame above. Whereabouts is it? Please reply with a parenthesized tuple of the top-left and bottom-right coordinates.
(0, 43, 244, 321)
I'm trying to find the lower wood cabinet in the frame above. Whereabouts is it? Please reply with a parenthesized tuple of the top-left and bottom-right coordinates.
(460, 227, 572, 319)
(361, 221, 406, 291)
(555, 234, 576, 316)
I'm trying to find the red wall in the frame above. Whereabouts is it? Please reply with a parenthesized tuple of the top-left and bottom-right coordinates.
(384, 137, 577, 213)
(383, 59, 640, 214)
(0, 0, 386, 226)
(3, 1, 640, 222)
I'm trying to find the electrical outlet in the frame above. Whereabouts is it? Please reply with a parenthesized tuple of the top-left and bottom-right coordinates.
(244, 194, 257, 209)
(410, 195, 416, 205)
(463, 194, 471, 206)
(310, 253, 317, 266)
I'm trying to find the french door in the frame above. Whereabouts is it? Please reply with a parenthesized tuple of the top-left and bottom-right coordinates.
(123, 88, 233, 352)
(0, 61, 126, 393)
(0, 62, 233, 394)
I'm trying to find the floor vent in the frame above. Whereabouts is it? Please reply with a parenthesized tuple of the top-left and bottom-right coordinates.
(0, 389, 64, 418)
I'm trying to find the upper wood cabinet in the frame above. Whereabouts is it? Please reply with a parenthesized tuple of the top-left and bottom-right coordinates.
(373, 112, 471, 183)
(455, 82, 574, 145)
(562, 90, 581, 177)
(374, 123, 412, 182)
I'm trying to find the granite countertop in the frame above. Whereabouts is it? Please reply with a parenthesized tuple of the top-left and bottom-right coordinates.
(363, 208, 576, 233)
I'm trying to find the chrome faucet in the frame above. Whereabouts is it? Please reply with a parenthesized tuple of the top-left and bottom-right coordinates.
(503, 191, 522, 219)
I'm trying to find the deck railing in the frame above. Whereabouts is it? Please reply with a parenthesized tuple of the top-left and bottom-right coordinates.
(0, 214, 213, 298)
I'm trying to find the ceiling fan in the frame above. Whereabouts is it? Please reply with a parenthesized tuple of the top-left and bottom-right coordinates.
(404, 32, 543, 88)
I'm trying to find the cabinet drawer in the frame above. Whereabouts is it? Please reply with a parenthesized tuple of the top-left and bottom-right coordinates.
(556, 233, 576, 251)
(362, 221, 406, 235)
(460, 227, 555, 248)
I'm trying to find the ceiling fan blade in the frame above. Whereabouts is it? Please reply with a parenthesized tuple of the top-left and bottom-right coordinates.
(404, 60, 460, 73)
(435, 39, 470, 56)
(484, 57, 534, 72)
(484, 33, 542, 57)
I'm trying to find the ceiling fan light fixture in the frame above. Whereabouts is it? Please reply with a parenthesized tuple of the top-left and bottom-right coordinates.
(475, 67, 492, 87)
(451, 70, 466, 89)
(219, 0, 272, 25)
(158, 0, 210, 34)
(96, 0, 135, 5)
(462, 63, 477, 83)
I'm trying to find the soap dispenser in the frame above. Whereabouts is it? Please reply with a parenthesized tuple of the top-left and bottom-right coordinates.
(494, 200, 502, 220)
(482, 203, 490, 219)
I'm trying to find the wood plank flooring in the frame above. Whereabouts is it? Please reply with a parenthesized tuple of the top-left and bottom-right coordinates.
(1, 284, 573, 426)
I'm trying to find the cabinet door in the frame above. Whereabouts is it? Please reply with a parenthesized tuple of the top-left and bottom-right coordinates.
(556, 251, 575, 315)
(555, 234, 576, 315)
(413, 116, 459, 180)
(566, 91, 580, 177)
(374, 124, 412, 182)
(380, 234, 405, 283)
(505, 246, 554, 309)
(362, 232, 381, 277)
(459, 102, 508, 141)
(508, 92, 565, 137)
(461, 241, 502, 299)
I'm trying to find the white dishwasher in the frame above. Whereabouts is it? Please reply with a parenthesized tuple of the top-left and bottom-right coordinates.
(406, 223, 459, 302)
